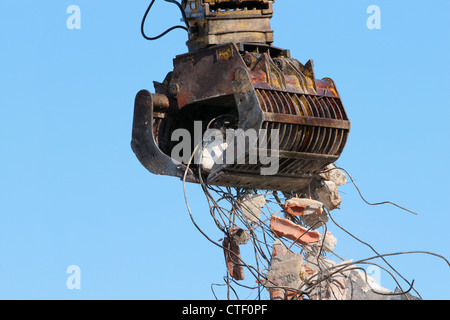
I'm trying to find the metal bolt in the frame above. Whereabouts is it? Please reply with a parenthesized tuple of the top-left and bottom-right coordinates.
(275, 59, 283, 70)
(244, 56, 252, 67)
(169, 83, 179, 96)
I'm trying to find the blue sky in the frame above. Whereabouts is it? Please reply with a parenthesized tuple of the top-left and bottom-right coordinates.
(0, 1, 449, 300)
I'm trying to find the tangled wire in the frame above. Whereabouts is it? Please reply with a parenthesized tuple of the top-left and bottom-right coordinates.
(181, 145, 450, 300)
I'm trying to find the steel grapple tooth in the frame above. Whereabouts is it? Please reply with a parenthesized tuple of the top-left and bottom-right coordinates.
(132, 1, 351, 192)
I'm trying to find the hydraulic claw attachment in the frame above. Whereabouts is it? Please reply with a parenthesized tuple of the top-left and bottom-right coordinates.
(132, 0, 351, 192)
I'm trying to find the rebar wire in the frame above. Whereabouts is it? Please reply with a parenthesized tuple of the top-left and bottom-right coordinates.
(182, 145, 273, 286)
(181, 140, 448, 299)
(303, 249, 450, 300)
(326, 209, 420, 299)
(141, 0, 188, 41)
(355, 266, 416, 297)
(319, 166, 419, 215)
(305, 264, 416, 299)
(186, 180, 412, 299)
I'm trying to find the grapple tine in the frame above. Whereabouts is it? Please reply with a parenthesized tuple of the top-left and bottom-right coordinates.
(131, 90, 195, 181)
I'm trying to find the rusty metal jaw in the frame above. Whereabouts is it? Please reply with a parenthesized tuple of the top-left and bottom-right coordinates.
(132, 42, 351, 192)
(205, 66, 264, 181)
(131, 90, 197, 182)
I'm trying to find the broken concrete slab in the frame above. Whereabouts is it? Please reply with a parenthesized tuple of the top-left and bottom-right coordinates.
(320, 164, 347, 186)
(300, 210, 329, 230)
(265, 240, 305, 300)
(238, 194, 266, 224)
(316, 180, 342, 211)
(306, 259, 354, 300)
(270, 216, 321, 245)
(284, 198, 323, 216)
(392, 288, 422, 300)
(307, 260, 422, 300)
(312, 232, 337, 253)
(303, 252, 351, 273)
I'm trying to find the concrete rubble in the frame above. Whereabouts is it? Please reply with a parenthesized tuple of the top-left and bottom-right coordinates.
(238, 193, 266, 224)
(284, 198, 328, 230)
(306, 258, 421, 300)
(300, 210, 329, 230)
(218, 164, 421, 300)
(264, 240, 306, 300)
(230, 228, 250, 246)
(314, 164, 346, 212)
(316, 180, 342, 211)
(262, 165, 421, 300)
(313, 232, 337, 253)
(320, 164, 348, 186)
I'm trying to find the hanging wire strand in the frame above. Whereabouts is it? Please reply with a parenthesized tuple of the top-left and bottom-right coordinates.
(141, 0, 188, 41)
(182, 144, 272, 285)
(187, 178, 450, 299)
(178, 128, 448, 300)
(319, 166, 419, 215)
(326, 208, 421, 298)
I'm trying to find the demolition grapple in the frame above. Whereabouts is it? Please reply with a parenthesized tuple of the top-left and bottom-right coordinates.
(132, 0, 351, 192)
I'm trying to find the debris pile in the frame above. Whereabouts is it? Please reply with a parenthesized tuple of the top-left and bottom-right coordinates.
(132, 0, 450, 301)
(265, 240, 305, 300)
(182, 164, 436, 300)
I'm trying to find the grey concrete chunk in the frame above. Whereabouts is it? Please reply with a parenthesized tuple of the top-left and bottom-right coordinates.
(238, 194, 266, 224)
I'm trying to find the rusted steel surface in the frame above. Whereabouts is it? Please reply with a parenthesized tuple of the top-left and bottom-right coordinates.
(132, 0, 351, 192)
(262, 113, 350, 130)
(151, 93, 170, 110)
(131, 90, 196, 181)
(183, 0, 274, 52)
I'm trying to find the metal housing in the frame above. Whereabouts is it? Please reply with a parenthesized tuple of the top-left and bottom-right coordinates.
(132, 0, 350, 192)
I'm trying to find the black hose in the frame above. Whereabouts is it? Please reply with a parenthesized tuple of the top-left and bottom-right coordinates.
(141, 0, 188, 41)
